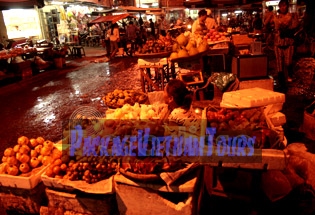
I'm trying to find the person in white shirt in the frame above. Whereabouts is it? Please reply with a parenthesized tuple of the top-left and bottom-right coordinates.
(159, 15, 169, 36)
(192, 9, 208, 36)
(109, 23, 120, 59)
(205, 9, 218, 30)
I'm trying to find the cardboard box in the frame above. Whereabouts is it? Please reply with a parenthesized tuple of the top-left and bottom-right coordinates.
(232, 54, 268, 80)
(239, 78, 274, 91)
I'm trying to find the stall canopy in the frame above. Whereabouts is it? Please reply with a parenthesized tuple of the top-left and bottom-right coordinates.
(89, 13, 134, 24)
(119, 6, 162, 13)
(0, 0, 45, 10)
(91, 8, 124, 16)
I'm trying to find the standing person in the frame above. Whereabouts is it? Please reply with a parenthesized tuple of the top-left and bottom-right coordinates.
(155, 19, 161, 36)
(126, 21, 138, 41)
(138, 16, 144, 26)
(205, 9, 218, 30)
(105, 24, 111, 57)
(149, 19, 155, 38)
(272, 0, 299, 91)
(252, 13, 263, 34)
(264, 6, 275, 32)
(263, 6, 275, 42)
(191, 9, 208, 36)
(159, 15, 169, 37)
(126, 21, 139, 55)
(109, 23, 120, 59)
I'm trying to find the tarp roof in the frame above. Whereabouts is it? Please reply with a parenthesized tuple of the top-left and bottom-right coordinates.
(89, 13, 133, 24)
(0, 0, 44, 10)
(90, 9, 123, 16)
(119, 6, 162, 13)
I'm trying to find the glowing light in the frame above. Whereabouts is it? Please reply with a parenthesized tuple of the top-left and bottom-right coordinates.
(222, 13, 227, 17)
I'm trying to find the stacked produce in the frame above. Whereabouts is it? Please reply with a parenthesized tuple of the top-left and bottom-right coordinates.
(106, 102, 168, 120)
(0, 47, 37, 60)
(45, 153, 118, 184)
(102, 89, 148, 108)
(206, 107, 267, 132)
(121, 156, 186, 175)
(204, 29, 229, 44)
(206, 106, 286, 149)
(170, 33, 209, 60)
(44, 116, 120, 183)
(135, 34, 173, 54)
(0, 136, 61, 176)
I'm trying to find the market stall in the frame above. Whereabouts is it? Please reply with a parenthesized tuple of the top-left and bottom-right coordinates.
(0, 22, 315, 215)
(0, 80, 314, 215)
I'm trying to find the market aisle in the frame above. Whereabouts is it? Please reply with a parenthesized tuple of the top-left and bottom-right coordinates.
(0, 51, 139, 157)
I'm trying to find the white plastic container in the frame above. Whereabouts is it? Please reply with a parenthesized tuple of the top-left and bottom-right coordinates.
(0, 165, 48, 189)
(221, 87, 285, 108)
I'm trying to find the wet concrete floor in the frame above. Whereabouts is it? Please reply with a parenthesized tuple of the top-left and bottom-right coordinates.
(0, 47, 140, 157)
(0, 47, 314, 158)
(0, 46, 314, 215)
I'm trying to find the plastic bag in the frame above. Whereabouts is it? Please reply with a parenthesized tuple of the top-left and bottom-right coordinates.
(210, 72, 236, 92)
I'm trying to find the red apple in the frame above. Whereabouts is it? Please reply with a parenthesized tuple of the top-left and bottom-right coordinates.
(13, 145, 20, 153)
(6, 156, 18, 165)
(29, 138, 38, 148)
(36, 137, 45, 145)
(30, 157, 40, 168)
(19, 163, 30, 173)
(43, 140, 54, 149)
(17, 136, 29, 145)
(19, 154, 30, 163)
(30, 150, 37, 157)
(7, 165, 19, 176)
(19, 145, 30, 154)
(4, 148, 14, 157)
(40, 146, 51, 156)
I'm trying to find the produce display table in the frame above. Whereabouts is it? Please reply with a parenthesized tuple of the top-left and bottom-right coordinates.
(138, 57, 170, 92)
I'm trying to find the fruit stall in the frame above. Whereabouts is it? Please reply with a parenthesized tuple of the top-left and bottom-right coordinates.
(2, 81, 314, 215)
(134, 28, 232, 93)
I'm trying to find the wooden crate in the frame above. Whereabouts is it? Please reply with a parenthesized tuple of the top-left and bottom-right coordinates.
(138, 58, 169, 92)
(45, 188, 118, 215)
(239, 78, 274, 91)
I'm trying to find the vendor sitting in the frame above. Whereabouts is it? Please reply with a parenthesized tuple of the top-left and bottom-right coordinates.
(163, 79, 202, 137)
